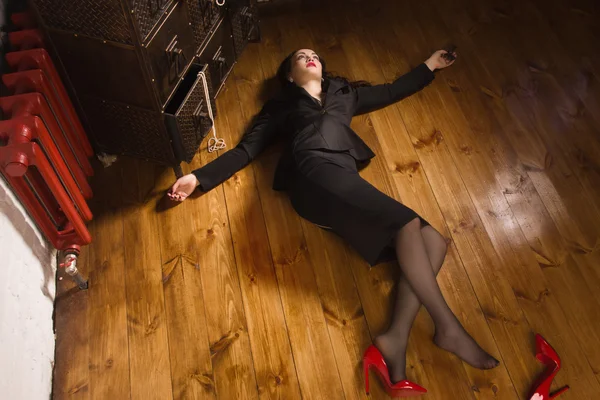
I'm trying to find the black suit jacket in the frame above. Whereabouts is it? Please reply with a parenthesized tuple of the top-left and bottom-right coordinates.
(193, 63, 435, 191)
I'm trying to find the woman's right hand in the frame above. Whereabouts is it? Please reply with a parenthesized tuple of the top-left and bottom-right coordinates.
(167, 174, 199, 202)
(425, 49, 457, 71)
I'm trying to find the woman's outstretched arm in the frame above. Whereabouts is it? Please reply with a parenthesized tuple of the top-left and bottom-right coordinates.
(168, 99, 283, 201)
(353, 50, 456, 115)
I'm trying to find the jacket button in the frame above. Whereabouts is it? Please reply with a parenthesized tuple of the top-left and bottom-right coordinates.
(321, 109, 327, 114)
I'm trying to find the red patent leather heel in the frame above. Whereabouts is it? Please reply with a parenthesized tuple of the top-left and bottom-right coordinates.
(529, 334, 570, 400)
(363, 345, 427, 397)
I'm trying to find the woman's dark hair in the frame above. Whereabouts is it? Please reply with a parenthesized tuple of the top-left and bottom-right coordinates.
(276, 49, 371, 90)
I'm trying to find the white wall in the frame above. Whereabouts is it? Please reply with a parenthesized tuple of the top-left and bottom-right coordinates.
(1, 0, 57, 397)
(0, 176, 57, 399)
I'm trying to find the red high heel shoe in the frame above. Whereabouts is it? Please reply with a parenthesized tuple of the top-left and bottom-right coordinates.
(529, 334, 570, 400)
(363, 345, 427, 397)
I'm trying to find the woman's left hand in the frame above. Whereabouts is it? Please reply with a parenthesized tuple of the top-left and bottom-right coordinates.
(425, 50, 457, 71)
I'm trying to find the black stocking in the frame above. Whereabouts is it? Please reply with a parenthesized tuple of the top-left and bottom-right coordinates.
(375, 219, 498, 383)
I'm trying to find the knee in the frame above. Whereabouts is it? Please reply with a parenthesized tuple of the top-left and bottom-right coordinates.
(441, 236, 449, 259)
(437, 230, 448, 256)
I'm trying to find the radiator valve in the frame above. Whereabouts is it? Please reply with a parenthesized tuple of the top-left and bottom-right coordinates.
(59, 247, 88, 290)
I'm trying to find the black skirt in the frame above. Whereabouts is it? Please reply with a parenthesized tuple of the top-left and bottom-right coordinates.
(288, 149, 429, 266)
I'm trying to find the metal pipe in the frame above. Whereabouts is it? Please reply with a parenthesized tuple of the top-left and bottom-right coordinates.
(61, 252, 88, 290)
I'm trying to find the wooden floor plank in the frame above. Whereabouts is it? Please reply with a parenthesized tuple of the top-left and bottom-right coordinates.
(86, 164, 130, 400)
(121, 159, 173, 400)
(162, 250, 216, 400)
(435, 2, 582, 259)
(499, 0, 600, 224)
(495, 0, 600, 245)
(53, 250, 90, 400)
(422, 0, 600, 315)
(528, 0, 600, 131)
(184, 101, 260, 400)
(423, 0, 600, 302)
(453, 0, 600, 250)
(572, 247, 600, 301)
(153, 164, 216, 399)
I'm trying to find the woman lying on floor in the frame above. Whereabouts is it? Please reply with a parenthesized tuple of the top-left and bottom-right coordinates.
(168, 47, 498, 396)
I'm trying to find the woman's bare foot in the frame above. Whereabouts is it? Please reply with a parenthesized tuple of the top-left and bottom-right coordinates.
(433, 325, 499, 370)
(167, 174, 199, 202)
(374, 334, 408, 383)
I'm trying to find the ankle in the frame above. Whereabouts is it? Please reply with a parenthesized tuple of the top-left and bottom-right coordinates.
(374, 334, 391, 349)
(376, 331, 409, 346)
(434, 318, 463, 336)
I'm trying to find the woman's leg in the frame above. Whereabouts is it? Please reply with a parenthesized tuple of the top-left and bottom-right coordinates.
(375, 219, 498, 382)
(374, 225, 447, 382)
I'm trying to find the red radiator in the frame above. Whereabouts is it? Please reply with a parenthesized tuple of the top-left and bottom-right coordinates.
(10, 12, 37, 30)
(0, 93, 93, 198)
(8, 28, 44, 51)
(5, 49, 94, 158)
(1, 14, 91, 289)
(3, 70, 94, 173)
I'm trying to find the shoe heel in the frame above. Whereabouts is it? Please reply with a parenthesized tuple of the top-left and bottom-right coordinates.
(364, 361, 370, 394)
(551, 386, 569, 399)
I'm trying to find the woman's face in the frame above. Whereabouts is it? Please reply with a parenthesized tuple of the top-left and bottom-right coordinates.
(288, 49, 322, 85)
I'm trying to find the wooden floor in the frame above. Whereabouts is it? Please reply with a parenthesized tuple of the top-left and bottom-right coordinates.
(52, 0, 600, 398)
